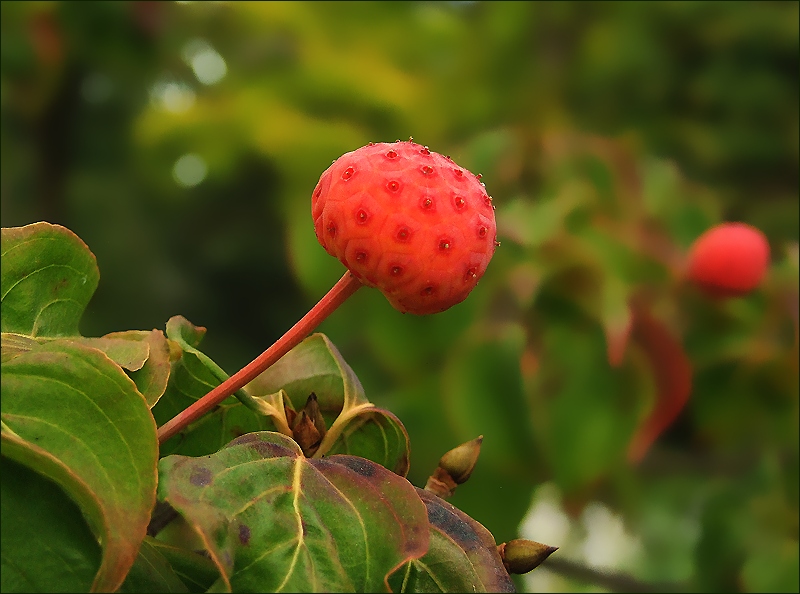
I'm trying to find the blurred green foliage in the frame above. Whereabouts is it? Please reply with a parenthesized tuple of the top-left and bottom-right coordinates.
(1, 1, 797, 592)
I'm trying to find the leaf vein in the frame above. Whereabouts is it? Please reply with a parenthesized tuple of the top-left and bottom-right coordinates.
(2, 413, 118, 496)
(316, 468, 371, 589)
(31, 298, 84, 335)
(3, 364, 145, 502)
(275, 456, 305, 592)
(2, 262, 88, 301)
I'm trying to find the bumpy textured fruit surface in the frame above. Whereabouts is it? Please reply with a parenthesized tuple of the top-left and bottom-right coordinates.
(312, 140, 497, 315)
(686, 222, 770, 297)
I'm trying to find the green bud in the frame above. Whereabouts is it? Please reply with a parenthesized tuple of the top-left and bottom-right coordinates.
(439, 435, 483, 484)
(498, 539, 558, 574)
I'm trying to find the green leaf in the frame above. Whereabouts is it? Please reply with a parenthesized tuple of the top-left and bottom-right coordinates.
(165, 315, 270, 413)
(103, 330, 172, 408)
(249, 389, 294, 436)
(247, 333, 377, 457)
(1, 331, 170, 408)
(154, 316, 285, 455)
(152, 317, 231, 442)
(2, 333, 149, 372)
(166, 314, 208, 350)
(1, 456, 101, 593)
(146, 539, 220, 593)
(441, 326, 536, 476)
(155, 326, 404, 471)
(388, 488, 515, 593)
(0, 332, 39, 363)
(1, 340, 158, 592)
(741, 537, 799, 593)
(640, 157, 715, 249)
(68, 336, 150, 371)
(117, 537, 189, 593)
(1, 222, 99, 337)
(158, 431, 429, 593)
(0, 223, 171, 409)
(600, 276, 633, 367)
(497, 192, 586, 249)
(324, 407, 411, 476)
(165, 315, 295, 435)
(526, 308, 642, 493)
(247, 332, 369, 413)
(158, 400, 278, 458)
(245, 333, 411, 472)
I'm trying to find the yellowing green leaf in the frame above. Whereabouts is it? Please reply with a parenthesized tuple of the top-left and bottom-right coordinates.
(1, 341, 158, 592)
(158, 431, 429, 593)
(1, 222, 99, 337)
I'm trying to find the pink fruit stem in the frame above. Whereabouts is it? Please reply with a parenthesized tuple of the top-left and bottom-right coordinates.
(157, 271, 363, 444)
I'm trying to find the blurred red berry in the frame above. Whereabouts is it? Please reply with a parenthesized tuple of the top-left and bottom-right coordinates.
(686, 222, 770, 297)
(312, 140, 497, 315)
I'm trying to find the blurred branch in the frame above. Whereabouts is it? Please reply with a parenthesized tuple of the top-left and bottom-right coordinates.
(637, 447, 766, 478)
(540, 557, 688, 593)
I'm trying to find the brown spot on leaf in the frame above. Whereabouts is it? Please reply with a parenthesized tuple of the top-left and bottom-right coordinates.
(189, 467, 212, 487)
(229, 433, 298, 459)
(53, 278, 68, 294)
(250, 440, 294, 459)
(238, 524, 251, 545)
(425, 498, 480, 550)
(338, 456, 376, 477)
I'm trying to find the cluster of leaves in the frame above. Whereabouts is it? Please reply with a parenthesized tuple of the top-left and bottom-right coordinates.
(1, 2, 797, 592)
(1, 222, 531, 593)
(460, 129, 798, 591)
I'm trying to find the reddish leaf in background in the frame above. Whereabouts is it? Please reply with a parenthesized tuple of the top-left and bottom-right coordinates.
(29, 12, 63, 67)
(605, 311, 633, 368)
(131, 1, 166, 38)
(627, 306, 693, 463)
(601, 279, 633, 368)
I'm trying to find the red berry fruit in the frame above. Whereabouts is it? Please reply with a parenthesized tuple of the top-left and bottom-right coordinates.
(686, 222, 770, 297)
(312, 140, 497, 315)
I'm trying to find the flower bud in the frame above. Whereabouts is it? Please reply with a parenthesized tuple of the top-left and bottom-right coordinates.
(424, 436, 482, 499)
(439, 435, 483, 484)
(292, 393, 327, 457)
(498, 539, 558, 574)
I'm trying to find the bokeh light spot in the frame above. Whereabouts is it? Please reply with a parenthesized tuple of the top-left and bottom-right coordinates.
(182, 39, 227, 85)
(150, 78, 196, 113)
(173, 154, 207, 187)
